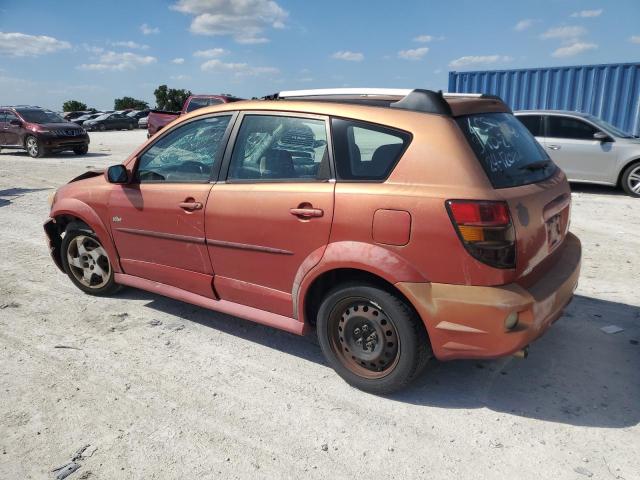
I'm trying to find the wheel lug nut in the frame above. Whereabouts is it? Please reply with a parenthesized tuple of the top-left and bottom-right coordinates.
(354, 328, 360, 336)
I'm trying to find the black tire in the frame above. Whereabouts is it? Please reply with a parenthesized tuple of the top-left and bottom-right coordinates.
(25, 135, 45, 158)
(620, 161, 640, 197)
(73, 145, 89, 155)
(127, 123, 134, 130)
(316, 283, 432, 394)
(60, 225, 120, 296)
(98, 124, 106, 131)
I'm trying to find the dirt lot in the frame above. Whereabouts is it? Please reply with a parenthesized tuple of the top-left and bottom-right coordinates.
(1, 130, 639, 480)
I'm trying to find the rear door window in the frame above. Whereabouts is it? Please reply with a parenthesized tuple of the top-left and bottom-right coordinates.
(456, 112, 556, 189)
(517, 115, 543, 137)
(331, 118, 410, 180)
(547, 116, 598, 140)
(186, 98, 223, 113)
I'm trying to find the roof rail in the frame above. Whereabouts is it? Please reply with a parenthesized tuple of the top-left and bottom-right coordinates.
(273, 88, 413, 98)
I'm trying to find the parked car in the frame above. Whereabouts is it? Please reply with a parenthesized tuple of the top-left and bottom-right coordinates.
(73, 113, 103, 126)
(147, 94, 242, 137)
(0, 106, 89, 157)
(127, 110, 149, 122)
(84, 112, 137, 131)
(44, 88, 581, 393)
(138, 116, 148, 129)
(516, 110, 640, 197)
(63, 111, 90, 121)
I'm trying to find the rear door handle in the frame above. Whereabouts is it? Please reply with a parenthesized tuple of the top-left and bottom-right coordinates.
(547, 144, 561, 150)
(179, 201, 203, 211)
(290, 207, 324, 218)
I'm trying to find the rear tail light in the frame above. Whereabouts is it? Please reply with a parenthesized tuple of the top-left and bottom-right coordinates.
(446, 200, 515, 269)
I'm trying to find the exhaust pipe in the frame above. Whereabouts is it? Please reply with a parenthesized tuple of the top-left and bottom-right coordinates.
(513, 346, 529, 359)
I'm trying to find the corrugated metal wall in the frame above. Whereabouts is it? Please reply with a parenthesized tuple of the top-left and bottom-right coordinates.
(448, 63, 640, 136)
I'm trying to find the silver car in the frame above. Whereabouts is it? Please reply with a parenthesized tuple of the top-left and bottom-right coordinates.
(515, 110, 640, 197)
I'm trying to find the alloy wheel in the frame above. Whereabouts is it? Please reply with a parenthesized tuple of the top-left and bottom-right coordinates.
(627, 165, 640, 195)
(66, 235, 111, 289)
(26, 137, 38, 157)
(328, 298, 400, 379)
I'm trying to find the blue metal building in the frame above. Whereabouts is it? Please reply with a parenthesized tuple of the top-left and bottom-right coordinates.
(448, 62, 640, 136)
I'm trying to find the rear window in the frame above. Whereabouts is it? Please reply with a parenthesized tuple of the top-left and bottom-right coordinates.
(456, 112, 556, 189)
(331, 118, 410, 181)
(185, 97, 223, 113)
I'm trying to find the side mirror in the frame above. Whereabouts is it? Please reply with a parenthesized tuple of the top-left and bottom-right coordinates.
(9, 119, 22, 126)
(107, 164, 128, 184)
(593, 131, 612, 142)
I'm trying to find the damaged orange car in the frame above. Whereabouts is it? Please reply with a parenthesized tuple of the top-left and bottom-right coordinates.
(44, 88, 581, 393)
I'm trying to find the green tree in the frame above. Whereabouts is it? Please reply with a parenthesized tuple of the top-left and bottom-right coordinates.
(62, 100, 88, 112)
(154, 84, 192, 111)
(114, 96, 149, 111)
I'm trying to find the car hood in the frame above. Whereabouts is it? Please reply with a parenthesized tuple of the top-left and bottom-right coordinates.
(39, 123, 83, 130)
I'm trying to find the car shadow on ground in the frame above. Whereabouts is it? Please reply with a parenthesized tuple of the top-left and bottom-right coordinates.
(0, 151, 110, 158)
(570, 182, 625, 196)
(119, 288, 640, 428)
(0, 187, 50, 208)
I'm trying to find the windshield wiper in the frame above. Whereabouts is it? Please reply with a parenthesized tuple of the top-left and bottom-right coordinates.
(519, 160, 551, 171)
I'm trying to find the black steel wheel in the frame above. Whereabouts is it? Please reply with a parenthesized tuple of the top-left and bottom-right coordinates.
(317, 284, 432, 394)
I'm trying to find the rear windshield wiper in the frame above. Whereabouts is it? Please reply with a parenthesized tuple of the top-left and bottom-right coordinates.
(519, 160, 551, 171)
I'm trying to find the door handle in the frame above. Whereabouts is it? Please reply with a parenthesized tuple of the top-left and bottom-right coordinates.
(179, 201, 203, 211)
(290, 207, 324, 218)
(547, 144, 561, 150)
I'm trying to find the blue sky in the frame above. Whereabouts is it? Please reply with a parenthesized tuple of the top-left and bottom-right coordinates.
(1, 0, 639, 111)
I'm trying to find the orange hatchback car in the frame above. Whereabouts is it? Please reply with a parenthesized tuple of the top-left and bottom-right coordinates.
(45, 88, 581, 393)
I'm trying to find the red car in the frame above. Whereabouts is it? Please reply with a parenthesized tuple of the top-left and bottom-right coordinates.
(45, 89, 581, 393)
(146, 94, 242, 137)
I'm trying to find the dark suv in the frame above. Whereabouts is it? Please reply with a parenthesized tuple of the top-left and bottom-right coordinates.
(0, 106, 90, 158)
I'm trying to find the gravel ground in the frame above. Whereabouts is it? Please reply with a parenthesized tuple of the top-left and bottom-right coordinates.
(1, 130, 639, 480)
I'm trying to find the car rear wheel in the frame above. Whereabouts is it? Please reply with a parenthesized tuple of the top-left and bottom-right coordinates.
(98, 124, 106, 131)
(621, 162, 640, 197)
(61, 226, 120, 296)
(25, 135, 45, 158)
(316, 284, 432, 394)
(73, 145, 89, 155)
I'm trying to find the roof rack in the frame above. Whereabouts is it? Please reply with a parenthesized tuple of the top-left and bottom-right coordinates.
(264, 88, 504, 116)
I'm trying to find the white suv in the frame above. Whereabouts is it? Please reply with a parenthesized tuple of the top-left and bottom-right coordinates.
(515, 110, 640, 197)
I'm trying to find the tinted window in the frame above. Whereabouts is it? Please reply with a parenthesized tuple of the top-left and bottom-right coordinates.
(186, 98, 223, 113)
(228, 115, 329, 181)
(518, 115, 543, 137)
(6, 112, 19, 123)
(547, 116, 598, 140)
(331, 119, 410, 180)
(16, 109, 64, 123)
(137, 115, 231, 183)
(456, 112, 556, 189)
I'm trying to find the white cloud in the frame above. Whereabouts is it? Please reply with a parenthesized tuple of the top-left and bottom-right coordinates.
(200, 58, 278, 76)
(172, 57, 185, 64)
(331, 51, 364, 62)
(78, 51, 157, 71)
(82, 44, 105, 54)
(413, 35, 433, 43)
(540, 26, 587, 40)
(140, 23, 159, 35)
(171, 74, 190, 80)
(570, 9, 603, 18)
(0, 31, 71, 57)
(630, 35, 640, 44)
(193, 48, 227, 58)
(109, 41, 149, 50)
(449, 55, 513, 68)
(171, 0, 288, 44)
(552, 42, 597, 57)
(514, 19, 535, 31)
(398, 47, 429, 60)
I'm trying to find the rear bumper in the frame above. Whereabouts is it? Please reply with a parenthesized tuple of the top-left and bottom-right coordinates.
(396, 232, 582, 361)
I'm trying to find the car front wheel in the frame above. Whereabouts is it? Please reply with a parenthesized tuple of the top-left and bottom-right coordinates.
(73, 145, 89, 155)
(61, 226, 120, 296)
(316, 284, 432, 394)
(98, 124, 106, 131)
(25, 135, 45, 158)
(621, 161, 640, 197)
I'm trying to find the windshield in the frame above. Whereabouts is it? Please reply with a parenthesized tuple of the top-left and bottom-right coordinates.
(17, 109, 65, 124)
(456, 112, 557, 189)
(93, 114, 110, 121)
(185, 97, 223, 113)
(585, 115, 632, 138)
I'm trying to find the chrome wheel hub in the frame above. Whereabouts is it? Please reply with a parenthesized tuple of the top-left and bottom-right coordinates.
(26, 138, 38, 156)
(628, 166, 640, 194)
(67, 235, 110, 288)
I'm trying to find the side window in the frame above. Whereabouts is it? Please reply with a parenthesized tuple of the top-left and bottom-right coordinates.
(331, 118, 410, 181)
(0, 111, 5, 123)
(547, 116, 598, 140)
(518, 115, 543, 137)
(228, 115, 329, 181)
(137, 115, 231, 183)
(5, 111, 19, 123)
